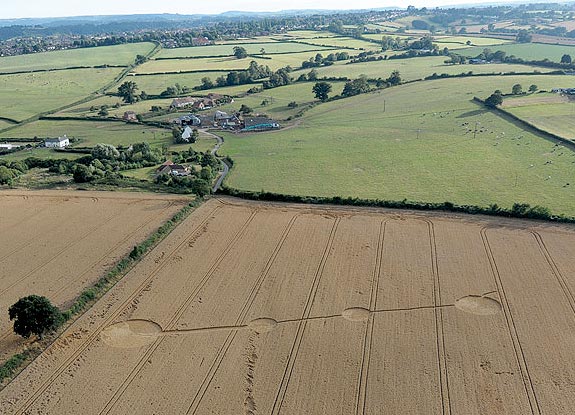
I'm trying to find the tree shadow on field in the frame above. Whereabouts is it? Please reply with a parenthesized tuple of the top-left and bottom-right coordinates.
(457, 109, 488, 118)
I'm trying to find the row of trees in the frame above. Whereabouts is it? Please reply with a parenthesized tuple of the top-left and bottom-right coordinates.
(312, 70, 402, 101)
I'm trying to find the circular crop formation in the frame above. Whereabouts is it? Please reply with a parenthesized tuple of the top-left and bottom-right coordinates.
(455, 296, 502, 315)
(100, 319, 162, 348)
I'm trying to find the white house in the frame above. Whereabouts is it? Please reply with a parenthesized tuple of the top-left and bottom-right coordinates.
(45, 136, 70, 148)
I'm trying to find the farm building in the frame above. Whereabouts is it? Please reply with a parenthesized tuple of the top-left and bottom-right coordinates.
(170, 97, 197, 109)
(242, 117, 280, 132)
(174, 114, 201, 126)
(156, 160, 190, 177)
(122, 111, 138, 122)
(45, 136, 70, 148)
(552, 88, 575, 95)
(0, 143, 17, 150)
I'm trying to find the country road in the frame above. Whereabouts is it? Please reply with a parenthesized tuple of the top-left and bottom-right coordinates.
(203, 130, 229, 193)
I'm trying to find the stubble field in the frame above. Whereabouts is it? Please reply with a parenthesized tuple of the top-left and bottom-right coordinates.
(0, 190, 189, 361)
(2, 197, 575, 414)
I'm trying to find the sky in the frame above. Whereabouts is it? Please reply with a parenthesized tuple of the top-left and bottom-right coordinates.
(0, 0, 528, 20)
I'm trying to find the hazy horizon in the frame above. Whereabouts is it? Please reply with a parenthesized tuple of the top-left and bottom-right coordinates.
(0, 0, 544, 20)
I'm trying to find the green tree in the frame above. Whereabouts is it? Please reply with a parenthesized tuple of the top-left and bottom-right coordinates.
(9, 295, 62, 339)
(73, 164, 93, 183)
(0, 166, 18, 185)
(512, 84, 523, 95)
(484, 91, 503, 108)
(312, 81, 332, 101)
(529, 84, 538, 93)
(135, 54, 148, 65)
(118, 81, 139, 104)
(239, 104, 253, 114)
(561, 54, 572, 64)
(516, 30, 532, 43)
(91, 143, 120, 160)
(386, 70, 402, 86)
(342, 76, 370, 97)
(233, 46, 248, 59)
(200, 77, 214, 89)
(98, 107, 109, 117)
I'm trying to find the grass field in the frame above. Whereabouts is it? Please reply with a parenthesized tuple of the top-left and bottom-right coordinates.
(0, 43, 155, 73)
(460, 43, 575, 62)
(295, 36, 380, 50)
(312, 56, 552, 82)
(4, 198, 575, 413)
(0, 68, 123, 121)
(221, 75, 575, 216)
(157, 42, 335, 59)
(136, 49, 355, 74)
(57, 96, 175, 118)
(0, 119, 172, 148)
(0, 147, 84, 161)
(503, 93, 575, 139)
(215, 81, 347, 121)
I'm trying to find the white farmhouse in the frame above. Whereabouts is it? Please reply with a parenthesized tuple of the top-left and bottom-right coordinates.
(45, 135, 70, 148)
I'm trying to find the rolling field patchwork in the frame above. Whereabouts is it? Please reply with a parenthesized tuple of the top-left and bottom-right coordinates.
(221, 75, 575, 216)
(313, 56, 553, 82)
(0, 190, 190, 362)
(0, 68, 124, 121)
(460, 42, 575, 62)
(0, 43, 156, 74)
(157, 42, 335, 59)
(0, 119, 172, 148)
(503, 93, 575, 140)
(2, 198, 575, 414)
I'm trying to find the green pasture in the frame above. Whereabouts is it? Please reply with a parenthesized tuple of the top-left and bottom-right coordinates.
(221, 75, 575, 216)
(460, 42, 575, 62)
(57, 96, 175, 118)
(0, 43, 155, 74)
(158, 42, 334, 59)
(136, 49, 356, 74)
(0, 119, 172, 148)
(214, 81, 347, 121)
(0, 68, 123, 121)
(313, 56, 553, 82)
(282, 31, 339, 39)
(128, 71, 219, 94)
(295, 37, 380, 50)
(504, 93, 575, 139)
(0, 147, 83, 161)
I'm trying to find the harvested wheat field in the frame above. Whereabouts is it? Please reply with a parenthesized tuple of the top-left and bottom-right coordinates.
(2, 197, 575, 414)
(0, 190, 190, 361)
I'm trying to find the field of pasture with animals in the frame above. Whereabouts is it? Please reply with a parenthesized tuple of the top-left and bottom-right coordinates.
(0, 25, 574, 219)
(2, 198, 575, 414)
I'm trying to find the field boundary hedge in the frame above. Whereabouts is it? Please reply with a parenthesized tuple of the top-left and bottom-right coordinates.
(473, 96, 575, 150)
(0, 198, 199, 388)
(218, 186, 575, 224)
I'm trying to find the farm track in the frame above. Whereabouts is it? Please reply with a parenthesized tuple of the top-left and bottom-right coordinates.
(270, 217, 340, 415)
(99, 207, 258, 414)
(425, 219, 452, 415)
(355, 220, 386, 415)
(184, 212, 300, 414)
(480, 227, 540, 415)
(3, 198, 575, 414)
